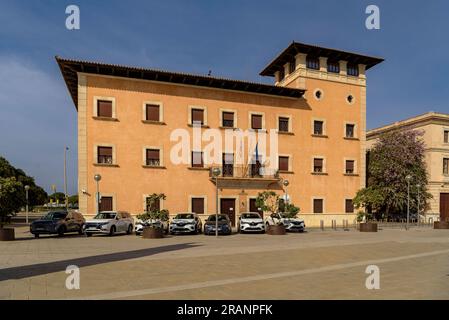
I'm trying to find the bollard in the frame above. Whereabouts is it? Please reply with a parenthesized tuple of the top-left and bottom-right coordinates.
(332, 220, 337, 230)
(320, 220, 324, 231)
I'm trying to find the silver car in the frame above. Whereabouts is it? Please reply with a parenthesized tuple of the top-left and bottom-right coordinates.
(238, 212, 265, 233)
(169, 213, 202, 234)
(84, 211, 134, 236)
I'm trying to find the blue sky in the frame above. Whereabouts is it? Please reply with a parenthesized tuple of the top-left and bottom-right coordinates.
(0, 0, 448, 194)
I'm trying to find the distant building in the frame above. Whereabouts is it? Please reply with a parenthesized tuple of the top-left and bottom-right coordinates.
(57, 41, 383, 227)
(367, 112, 449, 221)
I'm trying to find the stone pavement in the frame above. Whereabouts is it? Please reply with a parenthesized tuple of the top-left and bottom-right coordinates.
(0, 226, 448, 299)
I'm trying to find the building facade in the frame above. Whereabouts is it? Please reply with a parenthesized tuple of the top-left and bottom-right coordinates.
(367, 112, 449, 222)
(57, 42, 383, 227)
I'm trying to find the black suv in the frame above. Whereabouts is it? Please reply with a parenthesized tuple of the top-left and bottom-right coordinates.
(30, 211, 85, 238)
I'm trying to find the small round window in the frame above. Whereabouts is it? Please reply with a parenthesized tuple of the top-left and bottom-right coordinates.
(314, 90, 323, 100)
(347, 95, 354, 104)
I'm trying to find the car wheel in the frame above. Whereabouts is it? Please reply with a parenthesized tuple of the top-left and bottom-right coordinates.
(109, 226, 116, 236)
(57, 226, 66, 237)
(34, 233, 39, 238)
(127, 224, 133, 235)
(86, 233, 92, 237)
(78, 225, 84, 235)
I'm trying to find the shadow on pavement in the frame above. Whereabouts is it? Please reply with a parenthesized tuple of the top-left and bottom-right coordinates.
(0, 243, 200, 282)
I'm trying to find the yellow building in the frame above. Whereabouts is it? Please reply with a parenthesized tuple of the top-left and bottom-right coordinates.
(57, 42, 383, 227)
(367, 112, 449, 222)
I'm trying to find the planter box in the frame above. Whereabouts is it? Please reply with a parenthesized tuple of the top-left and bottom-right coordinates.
(142, 227, 164, 239)
(434, 221, 449, 229)
(267, 225, 286, 235)
(359, 222, 378, 232)
(0, 228, 15, 241)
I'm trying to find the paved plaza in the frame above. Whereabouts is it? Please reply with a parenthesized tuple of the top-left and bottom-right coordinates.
(0, 226, 448, 299)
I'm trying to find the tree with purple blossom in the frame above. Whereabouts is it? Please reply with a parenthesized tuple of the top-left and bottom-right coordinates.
(354, 130, 432, 220)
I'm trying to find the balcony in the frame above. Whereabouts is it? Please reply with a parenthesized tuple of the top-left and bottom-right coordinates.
(209, 165, 282, 189)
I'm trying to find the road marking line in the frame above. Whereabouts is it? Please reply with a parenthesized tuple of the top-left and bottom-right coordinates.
(72, 248, 449, 300)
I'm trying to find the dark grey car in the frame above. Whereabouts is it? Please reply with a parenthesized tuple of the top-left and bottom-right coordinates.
(30, 211, 85, 238)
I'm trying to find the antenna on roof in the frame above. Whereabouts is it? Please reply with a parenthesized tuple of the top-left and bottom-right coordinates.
(207, 70, 212, 76)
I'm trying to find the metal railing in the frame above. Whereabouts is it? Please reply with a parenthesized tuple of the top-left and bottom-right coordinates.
(210, 165, 279, 179)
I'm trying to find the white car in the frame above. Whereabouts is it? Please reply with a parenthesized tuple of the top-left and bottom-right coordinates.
(169, 213, 202, 234)
(135, 219, 169, 235)
(84, 211, 134, 236)
(238, 212, 265, 233)
(265, 212, 305, 232)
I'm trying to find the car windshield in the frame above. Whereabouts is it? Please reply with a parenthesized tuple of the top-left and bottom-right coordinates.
(175, 214, 194, 219)
(241, 213, 260, 219)
(94, 212, 116, 219)
(41, 212, 67, 220)
(207, 215, 228, 222)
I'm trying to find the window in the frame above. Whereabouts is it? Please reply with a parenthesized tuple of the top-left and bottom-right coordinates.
(314, 90, 322, 100)
(444, 158, 449, 175)
(191, 151, 204, 168)
(314, 158, 324, 173)
(327, 61, 340, 73)
(278, 117, 289, 132)
(279, 156, 289, 171)
(444, 130, 449, 143)
(222, 112, 234, 128)
(97, 100, 113, 118)
(306, 56, 320, 70)
(345, 199, 354, 213)
(146, 198, 160, 212)
(346, 124, 355, 138)
(191, 198, 205, 214)
(145, 104, 160, 122)
(347, 95, 354, 104)
(223, 153, 234, 177)
(347, 63, 359, 76)
(314, 120, 324, 135)
(146, 149, 160, 166)
(251, 114, 263, 130)
(345, 160, 355, 174)
(313, 199, 323, 213)
(191, 108, 204, 125)
(99, 196, 113, 212)
(97, 147, 113, 164)
(289, 60, 296, 74)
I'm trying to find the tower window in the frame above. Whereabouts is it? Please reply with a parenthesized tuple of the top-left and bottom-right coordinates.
(347, 63, 359, 76)
(327, 61, 340, 73)
(306, 56, 320, 70)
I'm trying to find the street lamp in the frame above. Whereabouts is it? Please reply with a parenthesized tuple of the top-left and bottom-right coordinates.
(212, 167, 221, 237)
(64, 146, 69, 211)
(94, 174, 102, 215)
(405, 175, 412, 230)
(24, 185, 30, 224)
(283, 179, 290, 206)
(416, 183, 421, 226)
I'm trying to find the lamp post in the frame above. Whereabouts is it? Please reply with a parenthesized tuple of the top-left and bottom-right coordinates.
(416, 183, 421, 226)
(212, 167, 221, 237)
(24, 185, 30, 224)
(64, 146, 69, 211)
(94, 174, 102, 215)
(405, 175, 412, 230)
(283, 179, 290, 207)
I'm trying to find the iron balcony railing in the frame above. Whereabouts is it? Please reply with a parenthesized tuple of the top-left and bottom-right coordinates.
(209, 165, 280, 179)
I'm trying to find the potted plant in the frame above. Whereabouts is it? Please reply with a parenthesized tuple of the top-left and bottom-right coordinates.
(137, 193, 168, 239)
(0, 177, 24, 241)
(255, 191, 286, 235)
(356, 211, 378, 232)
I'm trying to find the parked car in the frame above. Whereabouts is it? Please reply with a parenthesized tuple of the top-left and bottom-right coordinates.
(30, 210, 85, 238)
(169, 213, 202, 234)
(204, 214, 232, 235)
(135, 218, 169, 235)
(238, 212, 265, 233)
(84, 211, 134, 236)
(265, 212, 305, 232)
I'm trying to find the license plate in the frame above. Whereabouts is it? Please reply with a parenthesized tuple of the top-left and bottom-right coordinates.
(36, 228, 44, 231)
